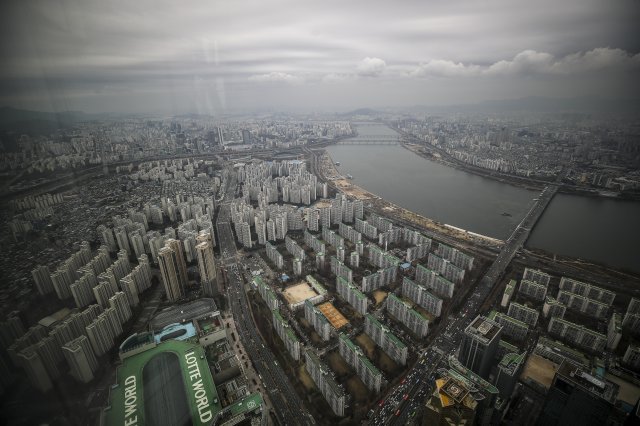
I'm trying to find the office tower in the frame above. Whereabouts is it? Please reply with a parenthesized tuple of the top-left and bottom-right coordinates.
(459, 315, 503, 379)
(18, 347, 53, 392)
(424, 374, 478, 426)
(494, 352, 525, 399)
(31, 265, 54, 295)
(537, 360, 619, 426)
(158, 244, 186, 302)
(196, 241, 217, 296)
(63, 335, 98, 383)
(424, 356, 500, 426)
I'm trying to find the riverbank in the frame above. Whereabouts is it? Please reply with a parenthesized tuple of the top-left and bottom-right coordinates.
(316, 148, 640, 287)
(317, 150, 505, 251)
(399, 140, 640, 201)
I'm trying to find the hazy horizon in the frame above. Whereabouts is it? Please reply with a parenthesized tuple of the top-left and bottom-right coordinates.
(1, 0, 639, 115)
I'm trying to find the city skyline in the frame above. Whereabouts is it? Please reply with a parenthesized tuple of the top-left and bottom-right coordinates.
(0, 1, 639, 424)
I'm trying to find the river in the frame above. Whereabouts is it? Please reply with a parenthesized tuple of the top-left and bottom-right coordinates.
(326, 122, 640, 273)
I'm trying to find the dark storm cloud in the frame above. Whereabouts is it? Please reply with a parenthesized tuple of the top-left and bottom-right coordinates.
(1, 0, 638, 112)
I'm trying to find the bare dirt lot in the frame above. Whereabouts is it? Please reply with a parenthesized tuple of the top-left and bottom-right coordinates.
(333, 179, 377, 200)
(355, 333, 376, 359)
(298, 365, 316, 392)
(346, 376, 371, 403)
(326, 351, 351, 376)
(282, 281, 318, 304)
(521, 354, 558, 390)
(372, 290, 388, 306)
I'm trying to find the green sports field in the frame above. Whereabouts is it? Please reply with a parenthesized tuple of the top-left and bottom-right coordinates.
(103, 340, 221, 426)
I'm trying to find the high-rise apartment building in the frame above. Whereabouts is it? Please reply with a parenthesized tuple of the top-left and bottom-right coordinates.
(338, 334, 383, 393)
(31, 265, 54, 295)
(386, 293, 429, 338)
(364, 314, 408, 365)
(304, 349, 347, 416)
(196, 241, 217, 296)
(458, 315, 503, 379)
(158, 240, 188, 302)
(63, 335, 99, 383)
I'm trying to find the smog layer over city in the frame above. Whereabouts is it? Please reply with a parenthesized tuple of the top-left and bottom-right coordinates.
(0, 1, 639, 425)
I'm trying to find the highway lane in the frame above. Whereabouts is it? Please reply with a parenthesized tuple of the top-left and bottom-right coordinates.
(215, 174, 313, 425)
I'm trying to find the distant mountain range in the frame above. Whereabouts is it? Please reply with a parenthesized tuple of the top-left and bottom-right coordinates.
(408, 96, 640, 114)
(0, 106, 93, 127)
(1, 96, 638, 132)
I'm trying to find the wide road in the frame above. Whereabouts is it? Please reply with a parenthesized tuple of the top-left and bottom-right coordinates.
(215, 171, 313, 426)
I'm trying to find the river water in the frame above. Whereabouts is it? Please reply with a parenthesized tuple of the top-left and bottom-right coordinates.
(327, 122, 640, 273)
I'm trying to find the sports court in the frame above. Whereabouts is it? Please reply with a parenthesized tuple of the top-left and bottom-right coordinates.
(317, 302, 349, 329)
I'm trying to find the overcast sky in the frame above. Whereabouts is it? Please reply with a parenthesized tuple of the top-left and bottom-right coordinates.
(1, 0, 639, 114)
